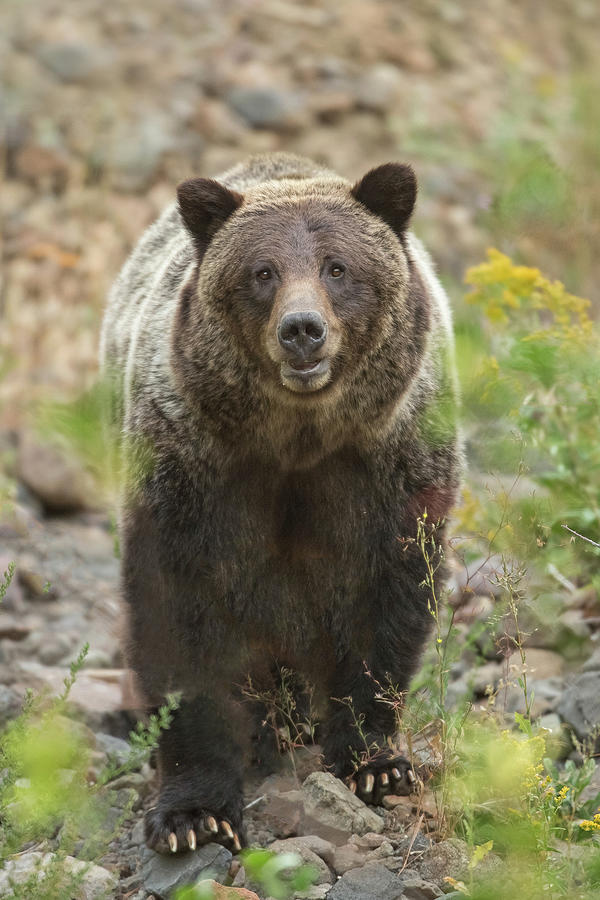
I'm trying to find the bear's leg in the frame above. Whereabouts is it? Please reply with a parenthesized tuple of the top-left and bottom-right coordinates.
(320, 557, 438, 804)
(144, 694, 245, 854)
(240, 663, 316, 774)
(240, 668, 281, 776)
(321, 646, 421, 806)
(121, 501, 246, 852)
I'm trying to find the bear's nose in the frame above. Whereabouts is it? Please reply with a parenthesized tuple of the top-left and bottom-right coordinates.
(277, 311, 327, 355)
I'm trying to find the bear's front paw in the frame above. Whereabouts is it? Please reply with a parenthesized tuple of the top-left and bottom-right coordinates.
(145, 805, 242, 854)
(346, 752, 418, 805)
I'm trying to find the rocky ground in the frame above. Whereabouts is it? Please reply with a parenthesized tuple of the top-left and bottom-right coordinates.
(1, 445, 599, 899)
(2, 0, 600, 432)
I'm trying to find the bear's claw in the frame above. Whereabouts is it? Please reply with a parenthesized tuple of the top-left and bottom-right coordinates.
(146, 806, 242, 855)
(346, 753, 418, 805)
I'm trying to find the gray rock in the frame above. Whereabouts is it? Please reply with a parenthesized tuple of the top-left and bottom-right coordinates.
(327, 863, 405, 899)
(582, 647, 600, 672)
(294, 886, 329, 899)
(38, 631, 76, 665)
(256, 787, 305, 839)
(110, 785, 139, 812)
(83, 648, 115, 668)
(333, 834, 394, 876)
(142, 843, 232, 899)
(558, 609, 592, 641)
(108, 771, 149, 801)
(557, 672, 600, 741)
(523, 608, 591, 659)
(580, 761, 600, 806)
(333, 841, 369, 875)
(538, 712, 572, 758)
(269, 837, 333, 884)
(0, 851, 47, 894)
(130, 816, 146, 846)
(506, 675, 565, 717)
(354, 63, 404, 112)
(109, 113, 176, 192)
(0, 851, 117, 898)
(539, 712, 563, 733)
(227, 87, 303, 130)
(293, 834, 337, 868)
(63, 857, 118, 899)
(469, 660, 504, 696)
(418, 838, 470, 883)
(0, 683, 23, 726)
(269, 835, 335, 877)
(301, 772, 384, 836)
(391, 830, 432, 858)
(18, 567, 58, 601)
(0, 613, 31, 641)
(231, 864, 246, 887)
(95, 731, 132, 766)
(382, 833, 433, 872)
(17, 434, 97, 513)
(36, 42, 109, 83)
(419, 837, 502, 884)
(352, 833, 389, 850)
(531, 676, 566, 708)
(398, 872, 443, 898)
(521, 648, 565, 679)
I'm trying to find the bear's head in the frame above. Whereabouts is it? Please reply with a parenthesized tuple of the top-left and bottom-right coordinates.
(175, 163, 428, 416)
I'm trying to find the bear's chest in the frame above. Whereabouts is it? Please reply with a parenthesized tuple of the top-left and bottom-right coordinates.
(228, 451, 375, 563)
(149, 446, 406, 660)
(159, 448, 385, 599)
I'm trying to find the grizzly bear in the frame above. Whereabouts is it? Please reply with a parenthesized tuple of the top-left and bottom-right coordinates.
(100, 152, 461, 854)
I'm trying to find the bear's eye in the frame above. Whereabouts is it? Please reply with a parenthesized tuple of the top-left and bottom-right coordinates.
(330, 263, 345, 278)
(256, 267, 273, 282)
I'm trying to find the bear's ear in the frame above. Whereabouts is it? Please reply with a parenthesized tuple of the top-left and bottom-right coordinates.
(177, 178, 243, 250)
(351, 163, 417, 237)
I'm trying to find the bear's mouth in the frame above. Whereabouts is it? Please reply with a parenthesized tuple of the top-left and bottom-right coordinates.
(280, 357, 331, 392)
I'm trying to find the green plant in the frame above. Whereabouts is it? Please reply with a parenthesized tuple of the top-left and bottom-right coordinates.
(171, 849, 319, 900)
(240, 847, 319, 900)
(0, 562, 16, 603)
(0, 637, 179, 899)
(492, 559, 533, 719)
(97, 693, 180, 787)
(439, 711, 600, 899)
(460, 250, 600, 587)
(241, 668, 318, 780)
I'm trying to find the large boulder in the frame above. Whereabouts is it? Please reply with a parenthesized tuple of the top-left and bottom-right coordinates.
(141, 843, 232, 899)
(301, 772, 385, 836)
(327, 863, 405, 899)
(557, 672, 600, 741)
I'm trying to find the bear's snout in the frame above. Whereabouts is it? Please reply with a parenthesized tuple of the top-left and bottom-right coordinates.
(277, 311, 328, 358)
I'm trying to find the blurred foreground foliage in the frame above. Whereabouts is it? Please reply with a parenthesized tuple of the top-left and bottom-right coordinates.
(0, 622, 179, 899)
(440, 718, 600, 899)
(456, 248, 600, 587)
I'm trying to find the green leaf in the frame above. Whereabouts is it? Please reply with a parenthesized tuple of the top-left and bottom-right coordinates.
(469, 839, 494, 869)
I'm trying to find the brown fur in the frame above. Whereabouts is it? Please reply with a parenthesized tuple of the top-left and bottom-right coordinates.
(100, 152, 462, 853)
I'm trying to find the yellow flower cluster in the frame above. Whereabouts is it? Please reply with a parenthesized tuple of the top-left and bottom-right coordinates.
(523, 761, 546, 791)
(579, 813, 600, 832)
(553, 784, 570, 808)
(465, 248, 592, 342)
